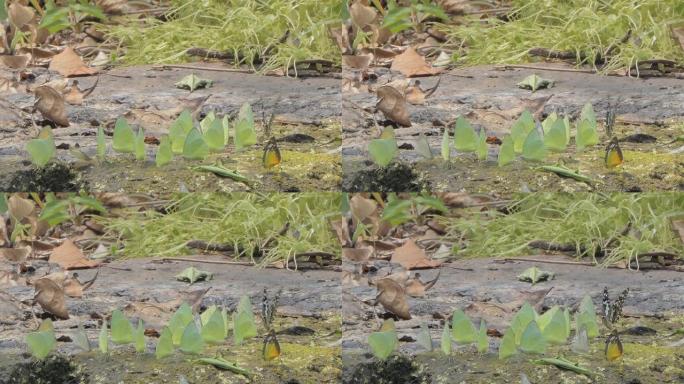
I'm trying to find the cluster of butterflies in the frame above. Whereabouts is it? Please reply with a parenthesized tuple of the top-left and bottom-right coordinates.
(25, 290, 284, 363)
(367, 103, 625, 170)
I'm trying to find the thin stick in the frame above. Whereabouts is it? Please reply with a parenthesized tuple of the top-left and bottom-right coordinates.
(502, 257, 595, 266)
(495, 64, 596, 73)
(152, 64, 254, 74)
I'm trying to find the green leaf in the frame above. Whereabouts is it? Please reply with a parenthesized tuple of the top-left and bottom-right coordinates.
(201, 308, 226, 344)
(99, 319, 109, 354)
(169, 303, 194, 346)
(175, 73, 212, 92)
(134, 319, 145, 353)
(476, 130, 488, 160)
(183, 128, 210, 160)
(538, 307, 567, 345)
(380, 198, 412, 226)
(476, 319, 488, 353)
(155, 327, 174, 359)
(441, 322, 451, 355)
(580, 102, 596, 127)
(175, 266, 213, 284)
(97, 126, 106, 160)
(415, 134, 433, 159)
(368, 138, 398, 167)
(39, 6, 71, 34)
(451, 308, 477, 344)
(134, 128, 145, 161)
(368, 330, 397, 360)
(156, 135, 172, 167)
(169, 110, 193, 154)
(112, 117, 135, 153)
(26, 138, 55, 167)
(519, 321, 546, 354)
(522, 128, 546, 162)
(196, 357, 252, 378)
(26, 330, 55, 360)
(544, 118, 567, 152)
(497, 134, 515, 167)
(179, 321, 204, 354)
(517, 266, 554, 284)
(234, 119, 257, 150)
(498, 329, 517, 360)
(73, 323, 90, 352)
(510, 110, 535, 153)
(576, 118, 599, 151)
(441, 128, 450, 161)
(453, 116, 478, 152)
(541, 112, 558, 134)
(204, 118, 225, 152)
(111, 309, 134, 344)
(233, 309, 258, 345)
(517, 74, 554, 92)
(511, 302, 536, 345)
(417, 323, 432, 351)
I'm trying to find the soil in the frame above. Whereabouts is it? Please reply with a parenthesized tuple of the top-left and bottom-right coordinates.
(342, 64, 684, 193)
(0, 257, 342, 383)
(342, 257, 684, 384)
(0, 64, 342, 192)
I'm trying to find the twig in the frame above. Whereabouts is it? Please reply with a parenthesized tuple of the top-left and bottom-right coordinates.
(152, 64, 255, 74)
(501, 257, 594, 266)
(495, 64, 596, 74)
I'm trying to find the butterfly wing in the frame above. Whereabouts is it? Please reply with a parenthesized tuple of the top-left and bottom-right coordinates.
(605, 332, 623, 361)
(262, 331, 281, 361)
(262, 138, 282, 169)
(604, 138, 623, 168)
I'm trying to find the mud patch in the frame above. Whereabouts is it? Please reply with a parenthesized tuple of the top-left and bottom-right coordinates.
(0, 162, 85, 192)
(0, 355, 87, 384)
(342, 162, 426, 192)
(342, 355, 431, 384)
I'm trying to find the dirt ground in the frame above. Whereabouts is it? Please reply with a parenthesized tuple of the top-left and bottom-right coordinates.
(0, 257, 342, 383)
(342, 257, 684, 384)
(0, 64, 342, 192)
(342, 64, 684, 193)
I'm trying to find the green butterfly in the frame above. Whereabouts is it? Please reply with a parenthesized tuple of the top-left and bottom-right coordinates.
(99, 319, 109, 354)
(201, 307, 226, 344)
(233, 296, 257, 345)
(134, 319, 145, 353)
(156, 134, 173, 167)
(510, 302, 536, 345)
(200, 111, 216, 133)
(476, 319, 488, 353)
(368, 138, 398, 167)
(169, 110, 193, 154)
(476, 130, 487, 161)
(441, 321, 451, 355)
(97, 126, 106, 159)
(169, 303, 194, 346)
(155, 326, 174, 359)
(498, 134, 515, 167)
(453, 116, 478, 152)
(544, 119, 567, 152)
(498, 329, 517, 360)
(441, 127, 450, 161)
(26, 138, 55, 167)
(510, 110, 535, 153)
(522, 127, 546, 162)
(112, 117, 135, 153)
(26, 319, 56, 359)
(204, 117, 225, 152)
(368, 330, 397, 360)
(73, 323, 90, 352)
(179, 321, 204, 354)
(111, 309, 134, 344)
(417, 323, 433, 351)
(518, 321, 546, 354)
(183, 128, 210, 160)
(134, 128, 145, 161)
(576, 118, 599, 151)
(234, 103, 257, 150)
(536, 306, 568, 345)
(451, 308, 477, 344)
(541, 112, 558, 134)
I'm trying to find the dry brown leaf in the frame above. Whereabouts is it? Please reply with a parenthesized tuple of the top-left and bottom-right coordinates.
(34, 277, 70, 319)
(49, 47, 98, 77)
(8, 195, 35, 221)
(405, 85, 426, 105)
(329, 26, 352, 55)
(382, 270, 410, 285)
(375, 278, 411, 319)
(34, 85, 70, 126)
(390, 47, 441, 77)
(376, 85, 411, 127)
(8, 3, 35, 29)
(0, 247, 31, 262)
(18, 47, 56, 60)
(349, 1, 377, 29)
(49, 239, 101, 270)
(0, 55, 29, 69)
(342, 55, 371, 70)
(331, 219, 352, 247)
(64, 85, 84, 105)
(391, 239, 443, 269)
(672, 219, 684, 244)
(350, 195, 378, 222)
(672, 27, 684, 52)
(342, 247, 373, 262)
(404, 270, 440, 297)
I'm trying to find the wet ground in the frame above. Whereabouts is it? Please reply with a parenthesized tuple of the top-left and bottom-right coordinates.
(0, 64, 341, 192)
(342, 64, 684, 193)
(342, 257, 684, 384)
(0, 257, 342, 383)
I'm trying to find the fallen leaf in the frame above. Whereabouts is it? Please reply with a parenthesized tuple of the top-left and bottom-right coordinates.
(349, 1, 377, 28)
(64, 83, 84, 105)
(517, 74, 554, 92)
(350, 195, 378, 222)
(342, 247, 372, 262)
(34, 278, 70, 319)
(375, 278, 411, 319)
(49, 47, 98, 77)
(405, 85, 426, 105)
(376, 85, 411, 127)
(8, 3, 35, 29)
(175, 73, 212, 92)
(390, 47, 441, 77)
(49, 239, 101, 270)
(34, 85, 70, 126)
(331, 219, 352, 247)
(517, 266, 554, 285)
(671, 27, 684, 52)
(672, 220, 684, 244)
(8, 195, 35, 220)
(175, 267, 213, 284)
(404, 270, 440, 297)
(343, 55, 371, 70)
(391, 239, 443, 270)
(0, 247, 31, 262)
(0, 55, 29, 69)
(381, 270, 410, 285)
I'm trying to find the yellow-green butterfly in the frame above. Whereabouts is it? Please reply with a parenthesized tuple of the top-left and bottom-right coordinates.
(368, 138, 398, 167)
(201, 307, 226, 344)
(541, 112, 558, 134)
(537, 306, 568, 345)
(169, 302, 193, 346)
(454, 116, 478, 152)
(379, 126, 395, 140)
(234, 103, 257, 150)
(26, 319, 56, 360)
(441, 127, 450, 161)
(233, 297, 257, 345)
(417, 323, 433, 351)
(518, 321, 546, 354)
(511, 302, 536, 345)
(112, 117, 135, 153)
(134, 128, 145, 161)
(99, 319, 109, 354)
(134, 319, 145, 353)
(97, 126, 106, 159)
(111, 309, 134, 345)
(26, 138, 55, 167)
(510, 110, 535, 153)
(522, 127, 546, 162)
(498, 134, 515, 167)
(498, 329, 517, 360)
(183, 128, 210, 160)
(204, 117, 226, 152)
(451, 308, 477, 344)
(156, 134, 172, 167)
(169, 110, 193, 154)
(155, 326, 174, 359)
(576, 119, 599, 151)
(544, 118, 567, 152)
(476, 130, 487, 161)
(180, 321, 204, 354)
(476, 319, 488, 353)
(368, 327, 397, 360)
(441, 321, 451, 355)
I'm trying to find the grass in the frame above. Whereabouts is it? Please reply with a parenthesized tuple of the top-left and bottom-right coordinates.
(440, 193, 684, 266)
(100, 193, 341, 266)
(103, 0, 343, 72)
(438, 0, 684, 73)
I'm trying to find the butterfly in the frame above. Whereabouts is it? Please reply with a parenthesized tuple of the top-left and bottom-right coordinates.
(261, 288, 280, 330)
(262, 137, 282, 169)
(262, 329, 281, 361)
(604, 330, 623, 361)
(604, 108, 616, 137)
(602, 287, 628, 328)
(604, 137, 623, 168)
